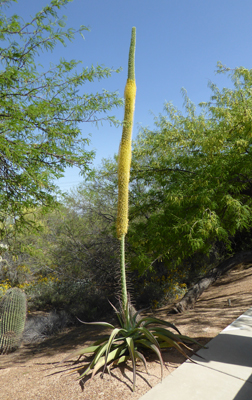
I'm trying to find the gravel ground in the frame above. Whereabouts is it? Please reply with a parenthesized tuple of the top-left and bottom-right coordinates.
(0, 265, 252, 400)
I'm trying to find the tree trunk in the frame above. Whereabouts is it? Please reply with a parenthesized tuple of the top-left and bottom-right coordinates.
(172, 250, 252, 313)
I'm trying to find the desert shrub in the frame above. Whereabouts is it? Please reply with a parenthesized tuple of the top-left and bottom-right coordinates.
(24, 277, 114, 321)
(132, 261, 188, 309)
(0, 280, 11, 299)
(23, 310, 73, 343)
(134, 274, 187, 309)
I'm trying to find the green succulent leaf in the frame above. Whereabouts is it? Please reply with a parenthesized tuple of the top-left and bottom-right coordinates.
(126, 336, 137, 391)
(61, 344, 102, 364)
(177, 334, 207, 348)
(154, 332, 194, 362)
(138, 317, 181, 335)
(136, 338, 164, 380)
(150, 327, 182, 341)
(137, 326, 160, 349)
(135, 350, 149, 374)
(78, 342, 108, 380)
(93, 345, 127, 378)
(76, 318, 115, 329)
(103, 328, 127, 372)
(91, 342, 108, 368)
(111, 354, 131, 366)
(61, 336, 111, 364)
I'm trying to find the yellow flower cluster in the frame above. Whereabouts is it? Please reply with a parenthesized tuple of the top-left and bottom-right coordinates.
(35, 275, 59, 284)
(116, 27, 136, 239)
(0, 280, 11, 298)
(17, 264, 31, 274)
(116, 79, 136, 238)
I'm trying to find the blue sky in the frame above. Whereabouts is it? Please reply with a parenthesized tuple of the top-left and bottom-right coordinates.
(6, 0, 252, 191)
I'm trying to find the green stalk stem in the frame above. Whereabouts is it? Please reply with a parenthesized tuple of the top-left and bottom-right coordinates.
(117, 27, 136, 313)
(128, 27, 136, 80)
(120, 235, 127, 310)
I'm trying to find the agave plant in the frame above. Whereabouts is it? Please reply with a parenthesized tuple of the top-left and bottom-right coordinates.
(63, 300, 203, 391)
(63, 27, 203, 391)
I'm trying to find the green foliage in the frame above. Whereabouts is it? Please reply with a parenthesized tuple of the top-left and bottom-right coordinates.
(24, 277, 112, 321)
(1, 194, 119, 317)
(55, 63, 252, 307)
(133, 262, 187, 309)
(0, 0, 122, 238)
(64, 299, 203, 391)
(0, 287, 27, 354)
(128, 64, 252, 274)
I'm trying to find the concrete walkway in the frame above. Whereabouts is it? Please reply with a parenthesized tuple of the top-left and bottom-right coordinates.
(139, 307, 252, 400)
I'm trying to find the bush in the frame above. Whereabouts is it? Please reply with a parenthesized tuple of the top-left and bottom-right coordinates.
(23, 310, 73, 343)
(132, 262, 187, 309)
(24, 277, 114, 321)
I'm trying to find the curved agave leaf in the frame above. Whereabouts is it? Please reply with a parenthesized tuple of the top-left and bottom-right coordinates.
(77, 347, 115, 380)
(92, 345, 127, 378)
(137, 317, 181, 335)
(107, 354, 131, 377)
(136, 338, 164, 380)
(61, 335, 111, 364)
(76, 317, 115, 329)
(74, 345, 110, 380)
(131, 307, 149, 326)
(135, 350, 149, 374)
(108, 299, 119, 314)
(159, 341, 174, 349)
(151, 327, 201, 355)
(74, 363, 93, 379)
(151, 327, 194, 351)
(150, 327, 182, 342)
(76, 343, 109, 379)
(61, 344, 104, 364)
(78, 342, 109, 380)
(92, 342, 109, 364)
(110, 354, 130, 367)
(153, 332, 195, 363)
(103, 328, 127, 375)
(126, 336, 137, 391)
(176, 334, 207, 348)
(131, 310, 142, 325)
(108, 300, 124, 326)
(137, 326, 161, 349)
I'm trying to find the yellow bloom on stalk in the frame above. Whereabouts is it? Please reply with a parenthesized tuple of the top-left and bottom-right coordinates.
(116, 27, 136, 238)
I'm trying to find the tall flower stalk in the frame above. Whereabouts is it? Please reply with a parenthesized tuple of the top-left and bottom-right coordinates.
(116, 27, 136, 311)
(64, 27, 203, 392)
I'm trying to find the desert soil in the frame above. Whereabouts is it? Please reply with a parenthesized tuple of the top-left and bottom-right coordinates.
(0, 264, 252, 400)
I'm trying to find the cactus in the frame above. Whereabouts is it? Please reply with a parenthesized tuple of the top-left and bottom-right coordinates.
(0, 287, 27, 354)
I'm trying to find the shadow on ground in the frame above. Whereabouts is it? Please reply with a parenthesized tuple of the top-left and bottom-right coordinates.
(0, 265, 251, 377)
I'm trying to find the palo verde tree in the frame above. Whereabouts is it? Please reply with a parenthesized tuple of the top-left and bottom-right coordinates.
(0, 0, 122, 239)
(128, 64, 252, 276)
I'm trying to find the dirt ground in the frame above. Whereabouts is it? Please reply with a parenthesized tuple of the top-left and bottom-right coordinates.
(0, 264, 252, 400)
